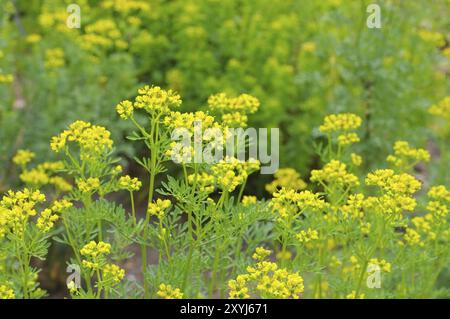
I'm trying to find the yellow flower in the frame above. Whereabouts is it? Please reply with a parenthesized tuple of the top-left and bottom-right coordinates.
(365, 169, 421, 195)
(351, 153, 362, 166)
(211, 157, 259, 192)
(386, 141, 430, 170)
(301, 41, 316, 52)
(50, 121, 113, 160)
(418, 29, 446, 47)
(80, 241, 111, 258)
(0, 188, 46, 236)
(119, 175, 142, 191)
(20, 169, 49, 187)
(228, 274, 250, 299)
(208, 93, 260, 114)
(116, 100, 134, 119)
(148, 199, 171, 219)
(13, 149, 35, 166)
(157, 284, 183, 299)
(26, 33, 42, 44)
(44, 48, 65, 69)
(296, 228, 319, 243)
(76, 177, 101, 193)
(252, 247, 271, 261)
(0, 284, 15, 299)
(103, 264, 125, 284)
(265, 168, 307, 193)
(229, 248, 304, 299)
(270, 188, 327, 220)
(369, 258, 391, 273)
(208, 92, 260, 127)
(404, 228, 422, 246)
(242, 195, 257, 207)
(341, 194, 365, 219)
(337, 133, 360, 146)
(346, 290, 365, 299)
(319, 113, 362, 133)
(133, 85, 181, 114)
(311, 160, 359, 187)
(0, 73, 13, 84)
(188, 172, 215, 193)
(49, 176, 73, 192)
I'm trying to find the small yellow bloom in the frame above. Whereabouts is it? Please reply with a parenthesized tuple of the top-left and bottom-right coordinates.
(157, 284, 183, 299)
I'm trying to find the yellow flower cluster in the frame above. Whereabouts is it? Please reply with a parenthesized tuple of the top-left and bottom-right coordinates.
(119, 175, 142, 191)
(221, 112, 248, 127)
(311, 160, 359, 187)
(265, 168, 307, 193)
(0, 73, 13, 84)
(164, 110, 220, 135)
(369, 258, 391, 272)
(49, 176, 73, 192)
(341, 194, 365, 219)
(163, 111, 226, 163)
(51, 121, 113, 160)
(208, 93, 260, 114)
(101, 0, 151, 14)
(26, 33, 42, 44)
(337, 132, 360, 146)
(17, 160, 71, 191)
(36, 199, 72, 233)
(80, 241, 112, 270)
(38, 11, 71, 33)
(387, 141, 430, 169)
(80, 241, 111, 258)
(365, 169, 421, 195)
(426, 185, 449, 220)
(148, 199, 171, 220)
(208, 93, 260, 127)
(429, 96, 450, 119)
(365, 169, 421, 218)
(20, 169, 49, 187)
(211, 157, 260, 192)
(346, 290, 365, 299)
(103, 264, 126, 285)
(0, 189, 71, 237)
(270, 188, 327, 219)
(411, 214, 436, 241)
(0, 284, 15, 299)
(80, 19, 127, 51)
(12, 149, 35, 166)
(319, 113, 362, 133)
(296, 228, 319, 243)
(157, 284, 184, 299)
(188, 172, 215, 193)
(76, 177, 101, 193)
(418, 29, 446, 47)
(116, 100, 134, 120)
(404, 228, 422, 246)
(134, 85, 182, 114)
(0, 189, 45, 237)
(44, 48, 65, 69)
(242, 195, 257, 207)
(228, 248, 304, 299)
(351, 153, 363, 166)
(79, 241, 125, 288)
